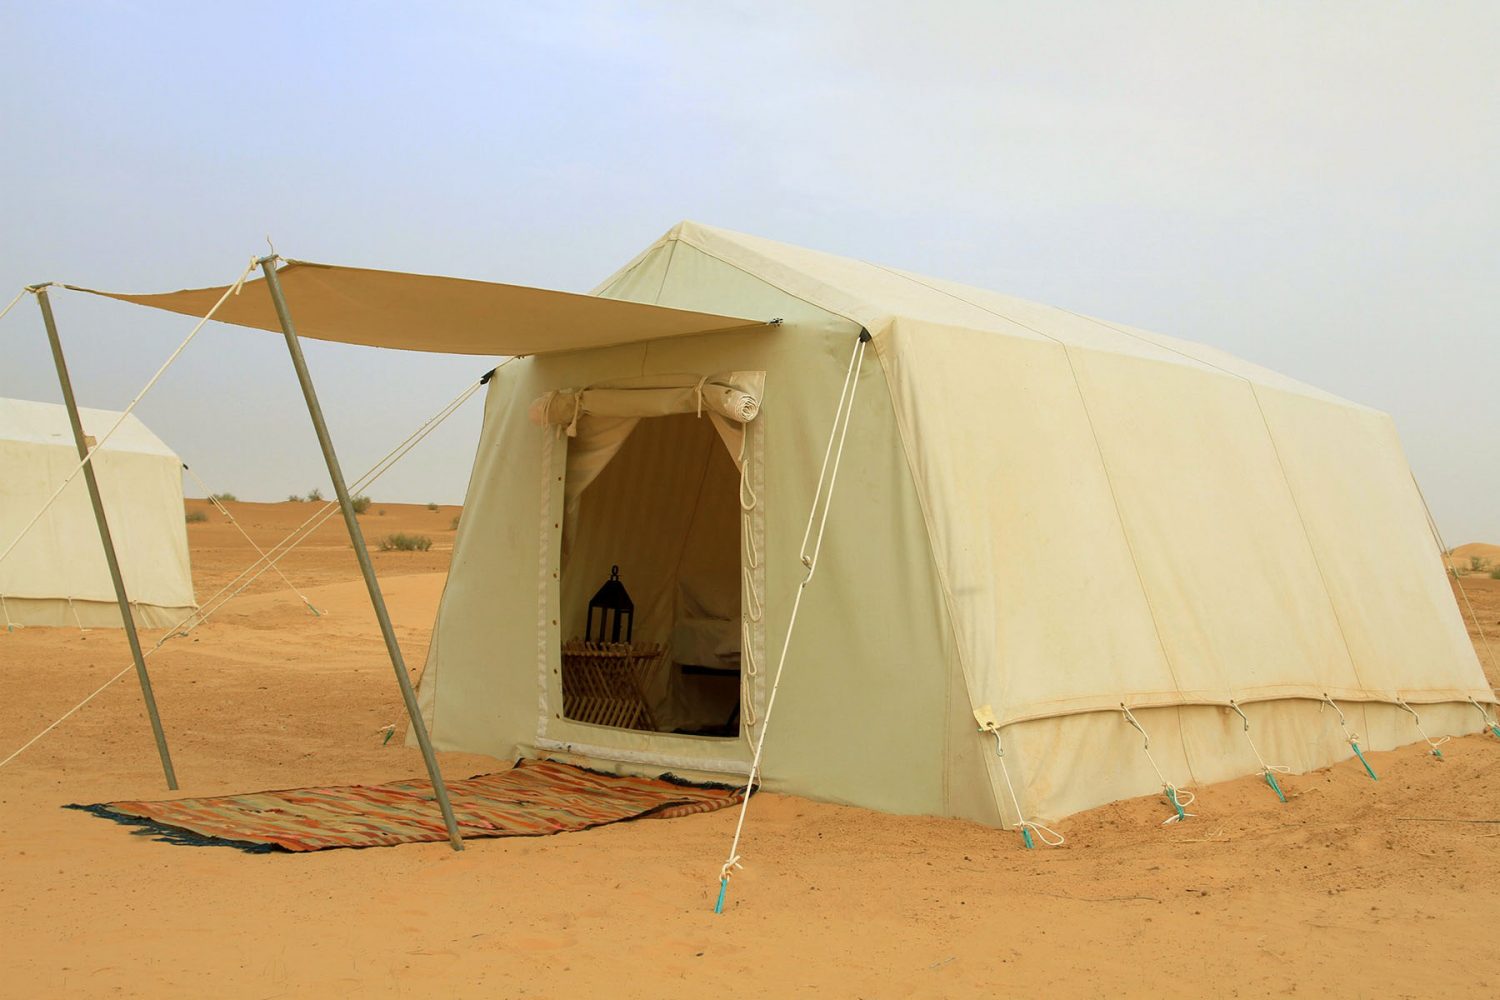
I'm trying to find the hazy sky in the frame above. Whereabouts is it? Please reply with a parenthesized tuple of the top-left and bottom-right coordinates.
(2, 2, 1495, 542)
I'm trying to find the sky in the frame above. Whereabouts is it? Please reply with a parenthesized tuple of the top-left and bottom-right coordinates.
(1, 1, 1495, 542)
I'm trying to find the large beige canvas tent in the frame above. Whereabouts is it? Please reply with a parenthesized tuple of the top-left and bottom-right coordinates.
(69, 222, 1495, 830)
(1, 397, 195, 629)
(409, 221, 1493, 825)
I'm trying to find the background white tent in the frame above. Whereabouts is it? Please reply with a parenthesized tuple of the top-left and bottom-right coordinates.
(410, 221, 1494, 826)
(0, 397, 196, 629)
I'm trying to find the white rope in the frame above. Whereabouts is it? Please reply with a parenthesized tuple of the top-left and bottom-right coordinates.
(0, 258, 258, 574)
(716, 333, 868, 899)
(182, 465, 321, 616)
(1395, 698, 1451, 757)
(1227, 701, 1291, 779)
(981, 723, 1065, 846)
(0, 287, 28, 325)
(0, 371, 490, 773)
(1320, 695, 1362, 747)
(1469, 697, 1500, 732)
(1412, 475, 1498, 676)
(1120, 704, 1196, 824)
(0, 592, 16, 632)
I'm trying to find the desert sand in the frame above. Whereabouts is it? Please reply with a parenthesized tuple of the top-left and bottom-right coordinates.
(2, 499, 1498, 998)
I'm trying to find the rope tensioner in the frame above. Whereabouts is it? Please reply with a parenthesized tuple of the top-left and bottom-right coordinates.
(1395, 698, 1450, 759)
(1468, 698, 1500, 741)
(713, 330, 869, 914)
(1120, 705, 1196, 824)
(1321, 696, 1377, 780)
(974, 705, 1065, 849)
(1228, 701, 1292, 803)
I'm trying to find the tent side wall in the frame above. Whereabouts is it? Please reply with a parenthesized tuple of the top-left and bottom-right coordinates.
(416, 242, 999, 823)
(0, 413, 195, 629)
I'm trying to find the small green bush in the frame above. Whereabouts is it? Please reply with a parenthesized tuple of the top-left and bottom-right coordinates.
(378, 508, 387, 516)
(351, 493, 372, 514)
(185, 510, 208, 524)
(1470, 556, 1491, 573)
(1491, 567, 1500, 580)
(306, 487, 324, 502)
(287, 493, 305, 502)
(209, 492, 236, 503)
(379, 533, 432, 552)
(450, 514, 461, 530)
(426, 501, 439, 511)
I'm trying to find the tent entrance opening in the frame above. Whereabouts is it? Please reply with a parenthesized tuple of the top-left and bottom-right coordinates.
(560, 412, 742, 738)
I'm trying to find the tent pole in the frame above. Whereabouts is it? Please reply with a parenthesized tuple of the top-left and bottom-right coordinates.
(256, 257, 464, 851)
(32, 286, 179, 789)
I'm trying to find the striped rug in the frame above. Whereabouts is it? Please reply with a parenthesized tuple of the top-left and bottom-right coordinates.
(69, 759, 744, 852)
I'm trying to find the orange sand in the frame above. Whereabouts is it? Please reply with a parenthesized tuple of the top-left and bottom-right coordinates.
(1, 502, 1497, 998)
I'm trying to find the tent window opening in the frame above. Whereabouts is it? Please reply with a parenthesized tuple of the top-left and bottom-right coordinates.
(558, 411, 744, 738)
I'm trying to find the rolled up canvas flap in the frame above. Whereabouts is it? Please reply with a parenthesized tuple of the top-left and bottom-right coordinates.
(529, 371, 765, 432)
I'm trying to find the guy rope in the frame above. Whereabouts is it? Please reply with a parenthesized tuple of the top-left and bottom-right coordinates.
(1120, 704, 1196, 824)
(1228, 701, 1292, 802)
(1321, 695, 1378, 780)
(713, 330, 869, 914)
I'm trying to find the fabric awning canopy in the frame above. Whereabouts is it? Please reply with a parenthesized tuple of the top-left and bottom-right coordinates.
(68, 259, 766, 356)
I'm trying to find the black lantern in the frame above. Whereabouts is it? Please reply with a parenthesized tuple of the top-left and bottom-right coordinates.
(586, 565, 634, 644)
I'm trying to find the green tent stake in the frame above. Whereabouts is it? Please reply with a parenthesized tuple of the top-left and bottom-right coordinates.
(714, 877, 729, 914)
(1264, 771, 1286, 803)
(1165, 786, 1187, 822)
(1430, 747, 1444, 760)
(382, 727, 394, 746)
(1490, 725, 1500, 741)
(1021, 827, 1035, 850)
(1350, 741, 1378, 781)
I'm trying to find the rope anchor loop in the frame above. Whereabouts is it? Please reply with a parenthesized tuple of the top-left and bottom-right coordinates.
(1467, 698, 1500, 741)
(1396, 698, 1449, 760)
(975, 706, 1064, 849)
(1229, 701, 1290, 803)
(1120, 705, 1196, 824)
(1321, 696, 1377, 781)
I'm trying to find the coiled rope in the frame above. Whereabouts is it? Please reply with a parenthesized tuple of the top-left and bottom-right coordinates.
(715, 331, 869, 914)
(1120, 704, 1196, 824)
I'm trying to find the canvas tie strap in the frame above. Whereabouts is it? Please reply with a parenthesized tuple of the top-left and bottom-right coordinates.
(1321, 696, 1378, 780)
(714, 331, 869, 914)
(974, 708, 1064, 849)
(0, 368, 494, 773)
(0, 259, 258, 575)
(1395, 698, 1450, 759)
(1120, 705, 1196, 824)
(1468, 698, 1500, 740)
(1228, 701, 1291, 802)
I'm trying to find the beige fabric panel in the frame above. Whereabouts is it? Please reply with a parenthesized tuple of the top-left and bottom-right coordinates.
(0, 597, 194, 630)
(873, 318, 1180, 724)
(1008, 699, 1486, 822)
(1252, 388, 1488, 702)
(1067, 348, 1358, 703)
(78, 261, 763, 356)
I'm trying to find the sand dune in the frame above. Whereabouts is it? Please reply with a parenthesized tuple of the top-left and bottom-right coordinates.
(1, 503, 1497, 998)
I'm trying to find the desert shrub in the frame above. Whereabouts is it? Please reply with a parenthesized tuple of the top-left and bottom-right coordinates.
(378, 508, 387, 516)
(379, 533, 432, 552)
(450, 514, 460, 530)
(1470, 556, 1490, 572)
(185, 510, 208, 523)
(287, 493, 304, 502)
(306, 487, 324, 502)
(1491, 567, 1500, 580)
(209, 492, 236, 503)
(427, 501, 439, 511)
(350, 493, 372, 514)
